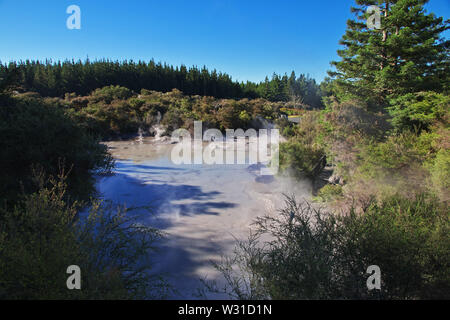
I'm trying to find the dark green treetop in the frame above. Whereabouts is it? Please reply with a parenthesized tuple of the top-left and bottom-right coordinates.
(329, 0, 449, 109)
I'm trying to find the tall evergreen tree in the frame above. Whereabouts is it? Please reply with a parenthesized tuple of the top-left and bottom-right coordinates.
(329, 0, 449, 108)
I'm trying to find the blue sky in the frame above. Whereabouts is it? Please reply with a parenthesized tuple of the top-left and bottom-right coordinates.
(0, 0, 448, 83)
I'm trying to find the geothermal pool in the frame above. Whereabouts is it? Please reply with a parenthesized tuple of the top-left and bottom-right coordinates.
(95, 137, 311, 299)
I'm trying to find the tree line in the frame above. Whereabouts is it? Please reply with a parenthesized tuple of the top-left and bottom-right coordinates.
(0, 59, 324, 108)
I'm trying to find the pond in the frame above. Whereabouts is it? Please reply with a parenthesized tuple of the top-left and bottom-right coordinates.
(95, 137, 311, 299)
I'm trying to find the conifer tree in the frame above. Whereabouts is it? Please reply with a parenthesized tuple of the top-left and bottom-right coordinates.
(329, 0, 449, 108)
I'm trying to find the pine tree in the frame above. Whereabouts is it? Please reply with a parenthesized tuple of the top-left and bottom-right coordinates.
(329, 0, 449, 108)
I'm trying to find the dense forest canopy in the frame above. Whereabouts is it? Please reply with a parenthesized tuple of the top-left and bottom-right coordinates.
(0, 59, 324, 108)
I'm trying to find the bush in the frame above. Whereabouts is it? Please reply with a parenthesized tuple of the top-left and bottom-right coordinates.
(314, 184, 343, 202)
(0, 95, 113, 204)
(207, 194, 449, 299)
(324, 99, 390, 140)
(275, 117, 296, 137)
(67, 87, 284, 138)
(0, 174, 168, 299)
(217, 101, 251, 130)
(90, 85, 134, 104)
(388, 92, 450, 133)
(279, 140, 324, 178)
(426, 148, 450, 201)
(352, 129, 449, 202)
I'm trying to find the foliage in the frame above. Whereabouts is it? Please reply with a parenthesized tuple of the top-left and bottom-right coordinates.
(2, 0, 449, 301)
(279, 140, 324, 179)
(388, 91, 450, 133)
(216, 101, 253, 130)
(275, 117, 296, 137)
(278, 110, 327, 178)
(303, 94, 448, 205)
(63, 87, 286, 138)
(0, 174, 168, 299)
(0, 94, 113, 204)
(425, 148, 450, 201)
(329, 0, 449, 107)
(2, 60, 324, 107)
(251, 72, 323, 107)
(314, 184, 343, 202)
(90, 85, 133, 104)
(279, 107, 305, 116)
(324, 99, 391, 139)
(357, 130, 439, 179)
(208, 195, 449, 299)
(0, 64, 20, 103)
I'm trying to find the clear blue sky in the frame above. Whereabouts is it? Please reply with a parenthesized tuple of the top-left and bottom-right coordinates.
(0, 0, 448, 83)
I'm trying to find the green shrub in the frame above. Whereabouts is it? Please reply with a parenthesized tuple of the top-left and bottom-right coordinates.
(0, 95, 113, 204)
(161, 107, 185, 133)
(357, 130, 438, 180)
(0, 175, 168, 299)
(275, 117, 296, 137)
(90, 85, 134, 104)
(315, 184, 343, 202)
(217, 101, 251, 130)
(68, 87, 284, 138)
(207, 194, 449, 300)
(279, 140, 324, 178)
(388, 92, 450, 133)
(238, 110, 251, 124)
(426, 148, 450, 201)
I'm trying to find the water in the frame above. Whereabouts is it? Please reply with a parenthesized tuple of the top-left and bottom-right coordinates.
(96, 137, 311, 299)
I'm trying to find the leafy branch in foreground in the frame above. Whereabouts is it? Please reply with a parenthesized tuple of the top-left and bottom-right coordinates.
(0, 173, 170, 299)
(205, 194, 449, 300)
